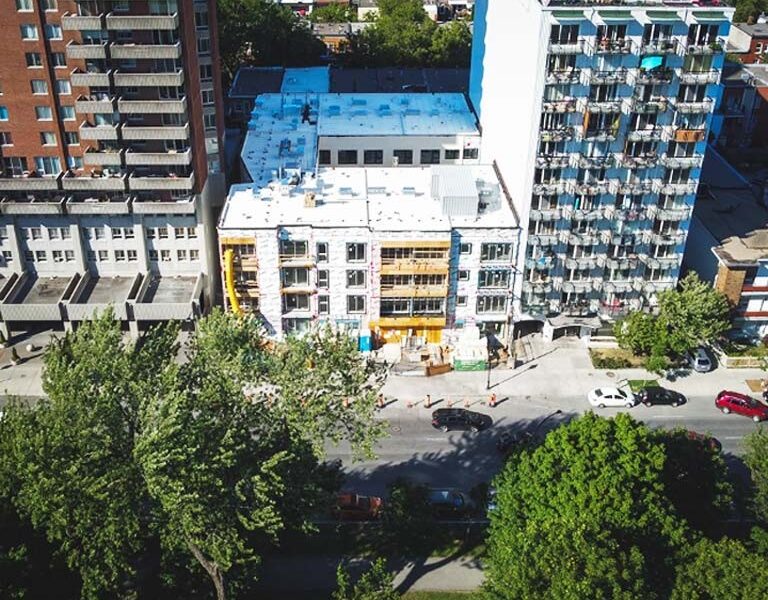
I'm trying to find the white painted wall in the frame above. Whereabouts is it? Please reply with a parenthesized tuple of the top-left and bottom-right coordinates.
(318, 134, 481, 167)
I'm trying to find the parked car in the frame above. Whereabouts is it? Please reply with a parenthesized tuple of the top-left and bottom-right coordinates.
(486, 486, 498, 514)
(587, 387, 636, 409)
(636, 386, 686, 407)
(688, 347, 714, 373)
(686, 431, 722, 453)
(426, 488, 474, 518)
(431, 408, 491, 433)
(496, 430, 533, 454)
(715, 390, 768, 422)
(333, 492, 383, 521)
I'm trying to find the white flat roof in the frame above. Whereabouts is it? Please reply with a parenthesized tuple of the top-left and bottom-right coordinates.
(316, 93, 478, 137)
(220, 165, 518, 233)
(280, 67, 330, 94)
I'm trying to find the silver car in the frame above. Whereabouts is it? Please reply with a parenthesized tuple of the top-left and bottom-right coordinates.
(688, 347, 713, 373)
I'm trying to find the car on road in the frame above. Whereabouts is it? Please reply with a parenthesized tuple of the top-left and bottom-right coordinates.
(333, 492, 383, 521)
(686, 431, 722, 453)
(715, 390, 768, 422)
(587, 387, 636, 409)
(431, 408, 492, 433)
(427, 488, 474, 518)
(496, 430, 533, 454)
(688, 347, 714, 373)
(636, 386, 686, 407)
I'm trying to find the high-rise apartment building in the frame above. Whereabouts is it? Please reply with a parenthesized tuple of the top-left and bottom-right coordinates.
(471, 0, 733, 337)
(0, 0, 225, 337)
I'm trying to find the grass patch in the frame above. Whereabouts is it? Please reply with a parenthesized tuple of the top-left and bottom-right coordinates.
(589, 348, 647, 369)
(719, 340, 768, 358)
(626, 379, 659, 392)
(402, 593, 480, 600)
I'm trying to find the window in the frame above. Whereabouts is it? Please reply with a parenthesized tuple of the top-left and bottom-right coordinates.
(16, 0, 33, 11)
(40, 132, 56, 146)
(20, 24, 38, 40)
(35, 250, 47, 263)
(45, 24, 62, 40)
(31, 80, 48, 95)
(2, 251, 12, 263)
(346, 243, 366, 262)
(64, 250, 75, 262)
(52, 250, 63, 262)
(318, 150, 331, 165)
(34, 156, 61, 175)
(280, 240, 307, 258)
(393, 149, 413, 165)
(24, 250, 34, 262)
(463, 148, 479, 160)
(282, 267, 309, 287)
(124, 227, 134, 239)
(204, 113, 216, 129)
(55, 80, 71, 95)
(146, 227, 156, 239)
(195, 9, 210, 28)
(420, 149, 441, 164)
(346, 270, 366, 288)
(51, 52, 66, 67)
(60, 227, 71, 240)
(3, 157, 27, 175)
(282, 294, 309, 313)
(60, 106, 75, 120)
(445, 149, 460, 160)
(200, 64, 213, 81)
(115, 250, 126, 262)
(158, 227, 168, 239)
(161, 250, 171, 262)
(317, 269, 329, 288)
(93, 227, 104, 240)
(174, 227, 185, 239)
(0, 107, 8, 121)
(190, 249, 199, 261)
(67, 156, 83, 170)
(347, 295, 366, 313)
(457, 295, 467, 307)
(197, 37, 211, 54)
(364, 150, 383, 165)
(477, 295, 508, 314)
(25, 52, 42, 67)
(201, 89, 214, 105)
(42, 0, 57, 10)
(479, 269, 511, 288)
(338, 150, 358, 165)
(97, 250, 108, 262)
(149, 250, 158, 261)
(30, 227, 42, 240)
(459, 242, 472, 255)
(112, 227, 124, 239)
(0, 132, 12, 145)
(318, 295, 330, 315)
(177, 249, 187, 261)
(64, 132, 79, 145)
(480, 243, 512, 262)
(458, 270, 470, 281)
(35, 106, 53, 121)
(316, 242, 328, 262)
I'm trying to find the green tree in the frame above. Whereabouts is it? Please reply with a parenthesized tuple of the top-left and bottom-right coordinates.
(310, 4, 358, 23)
(733, 0, 768, 23)
(333, 558, 399, 600)
(137, 311, 384, 600)
(614, 311, 658, 355)
(745, 427, 768, 523)
(0, 312, 179, 599)
(484, 413, 692, 600)
(671, 536, 768, 599)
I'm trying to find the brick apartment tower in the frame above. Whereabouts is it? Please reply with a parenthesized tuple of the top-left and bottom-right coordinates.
(0, 0, 226, 336)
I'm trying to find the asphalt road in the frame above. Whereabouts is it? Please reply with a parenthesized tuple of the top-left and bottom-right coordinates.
(328, 394, 764, 496)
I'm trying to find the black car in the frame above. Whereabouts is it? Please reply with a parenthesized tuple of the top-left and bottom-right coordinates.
(431, 408, 491, 433)
(496, 430, 533, 454)
(636, 386, 686, 407)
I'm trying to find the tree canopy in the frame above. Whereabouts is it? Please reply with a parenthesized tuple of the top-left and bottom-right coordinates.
(733, 0, 768, 23)
(745, 427, 768, 524)
(334, 558, 399, 600)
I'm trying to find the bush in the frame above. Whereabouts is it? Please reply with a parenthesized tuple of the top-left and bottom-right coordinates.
(589, 350, 632, 370)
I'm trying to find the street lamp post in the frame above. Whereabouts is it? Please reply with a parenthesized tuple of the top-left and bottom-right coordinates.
(485, 329, 492, 390)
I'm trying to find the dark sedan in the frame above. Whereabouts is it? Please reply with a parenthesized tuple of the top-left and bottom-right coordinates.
(636, 386, 686, 407)
(431, 408, 492, 433)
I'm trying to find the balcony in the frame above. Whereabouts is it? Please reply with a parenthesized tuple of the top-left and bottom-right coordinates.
(525, 256, 555, 270)
(110, 41, 182, 60)
(83, 148, 123, 166)
(563, 206, 603, 221)
(522, 281, 553, 293)
(561, 280, 599, 294)
(577, 154, 615, 169)
(0, 195, 66, 215)
(656, 182, 698, 196)
(529, 208, 561, 221)
(125, 148, 192, 166)
(132, 195, 196, 214)
(379, 284, 448, 298)
(113, 69, 184, 88)
(71, 69, 112, 87)
(65, 195, 132, 215)
(630, 97, 669, 114)
(617, 180, 655, 195)
(584, 99, 624, 113)
(118, 96, 187, 114)
(640, 38, 678, 55)
(61, 12, 103, 30)
(648, 231, 686, 245)
(105, 12, 179, 30)
(589, 68, 628, 85)
(75, 94, 115, 113)
(128, 172, 195, 191)
(686, 37, 726, 55)
(540, 126, 574, 142)
(672, 128, 706, 143)
(532, 182, 567, 195)
(605, 256, 639, 270)
(542, 99, 577, 113)
(66, 41, 107, 60)
(659, 154, 704, 169)
(634, 68, 674, 85)
(620, 154, 659, 169)
(527, 234, 559, 246)
(604, 206, 647, 222)
(641, 255, 680, 269)
(380, 258, 450, 275)
(121, 123, 189, 140)
(674, 98, 714, 113)
(678, 69, 720, 85)
(548, 39, 586, 55)
(565, 257, 598, 270)
(582, 127, 620, 141)
(0, 173, 62, 191)
(648, 205, 693, 221)
(562, 231, 600, 246)
(627, 127, 666, 142)
(62, 172, 127, 191)
(79, 123, 119, 140)
(575, 181, 611, 195)
(594, 38, 634, 54)
(536, 154, 571, 169)
(546, 69, 581, 84)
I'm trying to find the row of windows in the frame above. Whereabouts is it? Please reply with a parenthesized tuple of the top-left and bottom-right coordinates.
(20, 226, 197, 242)
(86, 248, 201, 263)
(282, 268, 368, 289)
(147, 226, 198, 240)
(281, 241, 367, 263)
(279, 241, 512, 264)
(0, 104, 72, 122)
(16, 0, 57, 10)
(284, 294, 367, 315)
(22, 226, 72, 241)
(458, 269, 512, 288)
(3, 156, 61, 176)
(20, 23, 62, 41)
(319, 147, 479, 166)
(24, 249, 75, 263)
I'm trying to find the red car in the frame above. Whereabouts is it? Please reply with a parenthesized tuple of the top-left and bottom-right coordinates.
(333, 493, 383, 521)
(715, 391, 768, 422)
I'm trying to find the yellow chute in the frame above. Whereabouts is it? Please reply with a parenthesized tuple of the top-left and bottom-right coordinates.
(223, 249, 243, 316)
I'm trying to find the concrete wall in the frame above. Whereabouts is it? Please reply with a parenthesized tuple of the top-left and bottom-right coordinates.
(317, 134, 481, 167)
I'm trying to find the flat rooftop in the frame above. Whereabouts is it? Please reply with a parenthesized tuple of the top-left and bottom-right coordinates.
(12, 276, 70, 305)
(541, 1, 731, 8)
(220, 165, 518, 233)
(280, 67, 330, 94)
(229, 67, 284, 99)
(316, 93, 478, 137)
(140, 275, 197, 304)
(74, 276, 135, 305)
(734, 22, 768, 37)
